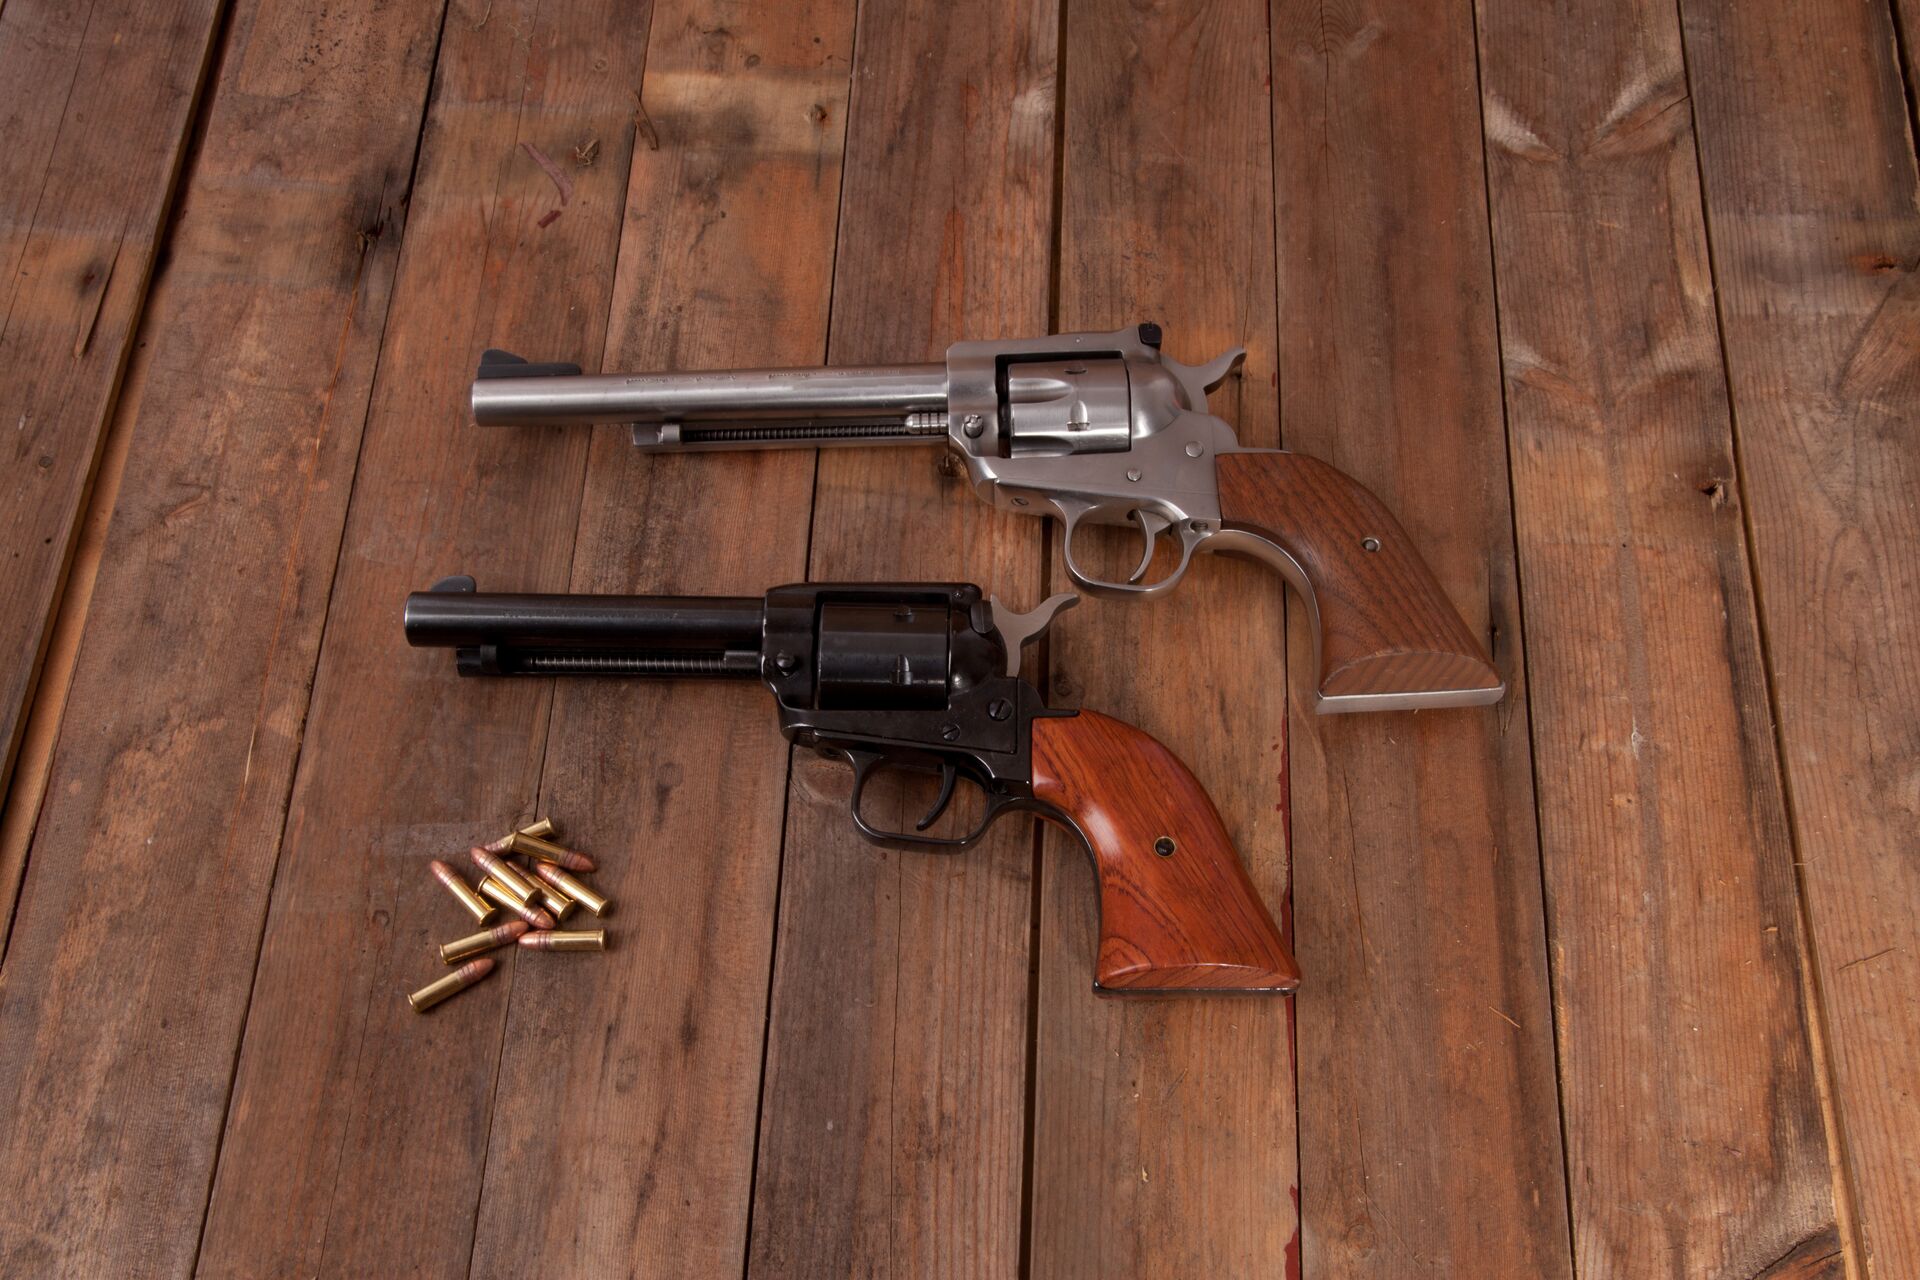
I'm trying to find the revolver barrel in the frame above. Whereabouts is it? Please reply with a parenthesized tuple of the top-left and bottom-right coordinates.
(403, 577, 764, 677)
(470, 350, 950, 450)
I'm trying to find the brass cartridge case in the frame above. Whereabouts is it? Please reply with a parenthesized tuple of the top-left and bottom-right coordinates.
(429, 860, 497, 924)
(521, 873, 574, 922)
(469, 847, 539, 901)
(518, 929, 606, 952)
(478, 877, 556, 929)
(507, 831, 596, 873)
(481, 817, 557, 854)
(531, 862, 609, 917)
(440, 921, 528, 964)
(409, 957, 496, 1012)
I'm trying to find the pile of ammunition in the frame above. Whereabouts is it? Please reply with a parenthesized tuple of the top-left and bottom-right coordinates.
(408, 818, 614, 1013)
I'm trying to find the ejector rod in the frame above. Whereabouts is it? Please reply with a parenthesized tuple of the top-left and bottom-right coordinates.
(471, 362, 949, 429)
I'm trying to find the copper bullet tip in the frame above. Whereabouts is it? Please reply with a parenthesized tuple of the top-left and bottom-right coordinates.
(429, 859, 497, 924)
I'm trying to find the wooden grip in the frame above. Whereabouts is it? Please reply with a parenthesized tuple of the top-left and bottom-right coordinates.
(1216, 450, 1503, 709)
(1030, 711, 1298, 993)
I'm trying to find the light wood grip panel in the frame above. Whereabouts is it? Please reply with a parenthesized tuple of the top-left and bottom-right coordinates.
(1030, 711, 1298, 993)
(1216, 450, 1503, 711)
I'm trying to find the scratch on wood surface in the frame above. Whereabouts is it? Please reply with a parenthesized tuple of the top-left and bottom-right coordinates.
(632, 90, 660, 150)
(520, 142, 573, 205)
(1835, 945, 1897, 974)
(74, 239, 123, 359)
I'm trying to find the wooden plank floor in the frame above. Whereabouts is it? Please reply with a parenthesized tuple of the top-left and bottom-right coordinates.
(0, 0, 1913, 1274)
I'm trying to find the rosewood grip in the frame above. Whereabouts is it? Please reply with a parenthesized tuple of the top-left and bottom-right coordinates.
(1029, 711, 1298, 993)
(1216, 451, 1504, 711)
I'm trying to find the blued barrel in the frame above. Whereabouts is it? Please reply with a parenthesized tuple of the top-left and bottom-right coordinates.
(402, 590, 764, 668)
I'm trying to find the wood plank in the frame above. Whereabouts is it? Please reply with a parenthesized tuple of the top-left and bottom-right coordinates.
(1030, 2, 1297, 1274)
(1473, 0, 1843, 1272)
(744, 0, 1056, 1272)
(190, 3, 650, 1274)
(1680, 0, 1920, 1272)
(1268, 1, 1573, 1273)
(465, 1, 856, 1272)
(0, 0, 447, 1272)
(0, 0, 225, 806)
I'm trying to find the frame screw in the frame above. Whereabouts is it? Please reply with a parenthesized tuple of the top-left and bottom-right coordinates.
(1126, 468, 1142, 482)
(987, 697, 1012, 721)
(1185, 442, 1203, 457)
(773, 651, 798, 672)
(940, 721, 962, 741)
(962, 413, 984, 438)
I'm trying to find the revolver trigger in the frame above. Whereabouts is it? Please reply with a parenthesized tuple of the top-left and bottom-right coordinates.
(914, 762, 960, 832)
(1128, 510, 1173, 584)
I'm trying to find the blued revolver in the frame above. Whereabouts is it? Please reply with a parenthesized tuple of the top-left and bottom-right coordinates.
(404, 577, 1298, 994)
(469, 323, 1503, 713)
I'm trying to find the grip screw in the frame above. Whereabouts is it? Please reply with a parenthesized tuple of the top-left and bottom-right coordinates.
(1153, 836, 1177, 857)
(1361, 537, 1381, 552)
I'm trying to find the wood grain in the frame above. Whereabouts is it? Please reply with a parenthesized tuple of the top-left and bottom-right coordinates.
(1473, 0, 1843, 1272)
(190, 3, 648, 1274)
(0, 0, 446, 1272)
(0, 0, 223, 811)
(465, 1, 856, 1273)
(1217, 450, 1502, 702)
(1034, 0, 1300, 1273)
(1270, 0, 1573, 1273)
(1030, 710, 1296, 991)
(743, 1, 1056, 1273)
(1681, 0, 1920, 1272)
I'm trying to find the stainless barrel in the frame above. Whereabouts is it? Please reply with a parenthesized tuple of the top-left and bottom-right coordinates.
(471, 363, 949, 427)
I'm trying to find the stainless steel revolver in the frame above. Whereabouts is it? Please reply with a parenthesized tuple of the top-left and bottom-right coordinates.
(470, 323, 1502, 713)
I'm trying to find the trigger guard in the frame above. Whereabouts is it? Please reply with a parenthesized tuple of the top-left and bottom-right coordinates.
(1055, 500, 1203, 600)
(840, 750, 999, 851)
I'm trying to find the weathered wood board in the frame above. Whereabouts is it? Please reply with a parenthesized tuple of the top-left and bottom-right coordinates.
(1681, 0, 1920, 1272)
(1033, 1, 1299, 1274)
(1475, 0, 1842, 1272)
(1269, 0, 1573, 1272)
(0, 0, 225, 817)
(745, 1, 1056, 1274)
(468, 1, 855, 1272)
(193, 2, 647, 1273)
